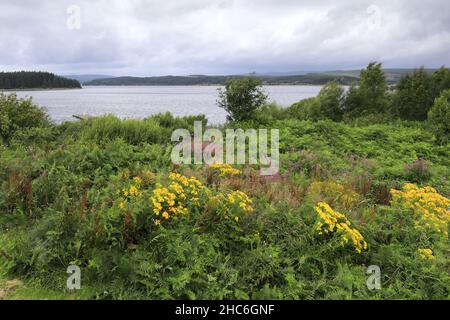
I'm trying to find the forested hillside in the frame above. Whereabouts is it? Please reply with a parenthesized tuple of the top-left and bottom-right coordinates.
(83, 69, 437, 86)
(0, 71, 81, 90)
(84, 74, 360, 86)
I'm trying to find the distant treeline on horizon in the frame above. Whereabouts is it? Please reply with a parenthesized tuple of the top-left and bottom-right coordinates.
(0, 71, 81, 90)
(0, 68, 444, 89)
(81, 68, 439, 86)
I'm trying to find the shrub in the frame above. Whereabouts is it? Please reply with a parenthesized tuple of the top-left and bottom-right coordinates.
(428, 89, 450, 141)
(79, 115, 168, 145)
(315, 81, 345, 121)
(287, 98, 320, 121)
(390, 183, 450, 238)
(0, 93, 50, 144)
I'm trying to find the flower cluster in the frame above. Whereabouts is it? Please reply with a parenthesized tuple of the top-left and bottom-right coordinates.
(391, 183, 450, 237)
(126, 185, 140, 197)
(315, 202, 368, 254)
(208, 163, 241, 177)
(151, 173, 207, 225)
(122, 181, 142, 198)
(118, 176, 144, 209)
(227, 191, 254, 222)
(210, 190, 254, 223)
(418, 248, 435, 261)
(228, 191, 254, 214)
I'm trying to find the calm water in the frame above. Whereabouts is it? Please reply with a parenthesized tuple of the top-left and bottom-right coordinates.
(11, 85, 322, 124)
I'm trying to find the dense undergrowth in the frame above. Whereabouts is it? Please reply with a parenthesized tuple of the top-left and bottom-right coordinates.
(0, 90, 449, 299)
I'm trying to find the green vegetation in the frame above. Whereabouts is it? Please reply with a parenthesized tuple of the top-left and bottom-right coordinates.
(0, 93, 51, 145)
(83, 68, 438, 86)
(428, 88, 450, 141)
(0, 71, 81, 90)
(218, 78, 268, 122)
(0, 63, 449, 300)
(84, 74, 359, 86)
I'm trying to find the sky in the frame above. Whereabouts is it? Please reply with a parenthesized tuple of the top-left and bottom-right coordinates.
(1, 0, 450, 76)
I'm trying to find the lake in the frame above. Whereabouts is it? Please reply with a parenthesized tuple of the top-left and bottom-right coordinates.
(11, 85, 322, 124)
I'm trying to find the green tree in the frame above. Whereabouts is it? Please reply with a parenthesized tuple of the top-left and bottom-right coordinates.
(393, 68, 434, 120)
(431, 67, 450, 97)
(0, 71, 81, 89)
(344, 62, 388, 118)
(288, 81, 344, 121)
(316, 81, 345, 121)
(217, 77, 268, 122)
(288, 97, 320, 121)
(428, 89, 450, 140)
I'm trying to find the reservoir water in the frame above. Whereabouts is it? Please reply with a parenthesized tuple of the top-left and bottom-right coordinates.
(10, 85, 322, 124)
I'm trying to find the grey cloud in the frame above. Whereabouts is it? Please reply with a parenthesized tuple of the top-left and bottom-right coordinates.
(0, 0, 449, 75)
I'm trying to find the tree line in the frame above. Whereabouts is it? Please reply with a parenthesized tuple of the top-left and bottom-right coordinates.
(218, 62, 450, 140)
(0, 71, 81, 89)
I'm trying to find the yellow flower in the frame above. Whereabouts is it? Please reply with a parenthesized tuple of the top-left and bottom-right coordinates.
(119, 201, 125, 209)
(129, 186, 139, 197)
(315, 202, 367, 254)
(209, 163, 241, 177)
(154, 219, 161, 226)
(391, 183, 450, 237)
(418, 248, 435, 261)
(162, 212, 170, 220)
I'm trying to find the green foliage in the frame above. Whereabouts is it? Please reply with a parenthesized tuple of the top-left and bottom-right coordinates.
(428, 89, 450, 141)
(288, 81, 344, 121)
(78, 115, 168, 145)
(344, 62, 389, 118)
(0, 94, 51, 144)
(0, 71, 81, 89)
(392, 68, 435, 120)
(217, 77, 268, 122)
(1, 76, 450, 300)
(431, 67, 450, 96)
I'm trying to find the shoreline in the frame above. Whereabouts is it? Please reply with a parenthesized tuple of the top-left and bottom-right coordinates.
(1, 87, 83, 92)
(82, 83, 325, 87)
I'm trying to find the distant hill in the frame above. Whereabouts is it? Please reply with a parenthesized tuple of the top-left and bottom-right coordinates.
(84, 68, 436, 86)
(0, 71, 81, 90)
(64, 74, 114, 84)
(84, 73, 360, 86)
(320, 68, 438, 84)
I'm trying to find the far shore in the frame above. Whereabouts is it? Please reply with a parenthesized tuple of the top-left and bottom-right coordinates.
(1, 87, 83, 92)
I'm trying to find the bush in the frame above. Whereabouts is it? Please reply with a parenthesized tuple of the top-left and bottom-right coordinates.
(0, 93, 50, 144)
(287, 98, 320, 121)
(428, 89, 450, 141)
(288, 81, 344, 122)
(78, 115, 168, 145)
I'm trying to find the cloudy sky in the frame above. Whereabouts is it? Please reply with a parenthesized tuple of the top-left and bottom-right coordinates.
(1, 0, 449, 76)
